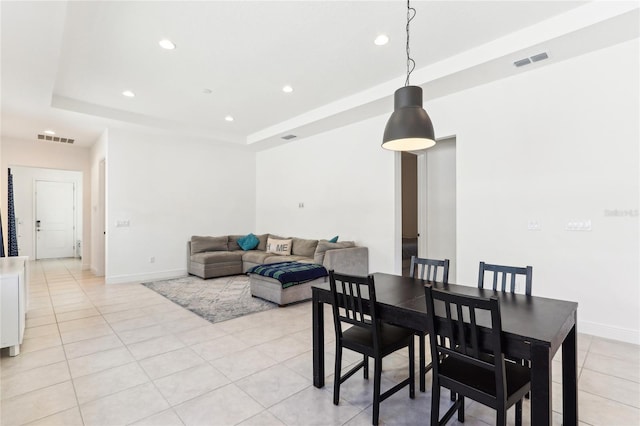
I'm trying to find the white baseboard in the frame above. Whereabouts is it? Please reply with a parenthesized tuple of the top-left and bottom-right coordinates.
(82, 261, 91, 271)
(579, 320, 639, 345)
(106, 268, 187, 285)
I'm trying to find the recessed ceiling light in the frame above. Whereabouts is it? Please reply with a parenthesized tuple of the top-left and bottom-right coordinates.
(225, 115, 234, 122)
(43, 129, 55, 135)
(374, 34, 389, 46)
(122, 90, 135, 98)
(282, 85, 294, 93)
(159, 39, 176, 50)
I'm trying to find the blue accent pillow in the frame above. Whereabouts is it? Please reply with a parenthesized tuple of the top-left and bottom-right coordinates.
(329, 235, 339, 243)
(238, 233, 259, 251)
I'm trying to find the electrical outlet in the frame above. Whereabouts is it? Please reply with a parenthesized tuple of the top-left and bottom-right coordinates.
(149, 256, 155, 263)
(298, 202, 304, 208)
(116, 220, 130, 228)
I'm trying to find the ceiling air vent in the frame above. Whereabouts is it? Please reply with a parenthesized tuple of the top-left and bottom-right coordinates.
(514, 51, 549, 68)
(281, 134, 297, 140)
(37, 134, 75, 144)
(530, 52, 549, 63)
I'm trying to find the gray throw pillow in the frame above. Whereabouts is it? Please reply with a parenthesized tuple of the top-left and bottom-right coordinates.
(190, 235, 228, 255)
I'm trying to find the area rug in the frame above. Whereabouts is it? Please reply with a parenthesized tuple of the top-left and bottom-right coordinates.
(142, 275, 277, 324)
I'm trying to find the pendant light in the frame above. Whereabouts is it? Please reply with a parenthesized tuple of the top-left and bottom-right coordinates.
(382, 0, 435, 151)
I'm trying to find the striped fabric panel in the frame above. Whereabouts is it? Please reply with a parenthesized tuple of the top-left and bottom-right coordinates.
(248, 261, 328, 288)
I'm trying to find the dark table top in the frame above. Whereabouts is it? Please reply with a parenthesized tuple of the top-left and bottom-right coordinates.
(313, 272, 578, 353)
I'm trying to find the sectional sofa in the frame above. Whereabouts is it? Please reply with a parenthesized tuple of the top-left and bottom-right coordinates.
(187, 233, 369, 279)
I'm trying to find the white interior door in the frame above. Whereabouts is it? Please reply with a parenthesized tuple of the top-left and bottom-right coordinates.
(418, 137, 457, 282)
(36, 180, 75, 259)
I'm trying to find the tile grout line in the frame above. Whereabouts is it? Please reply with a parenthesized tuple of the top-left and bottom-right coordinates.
(63, 260, 179, 425)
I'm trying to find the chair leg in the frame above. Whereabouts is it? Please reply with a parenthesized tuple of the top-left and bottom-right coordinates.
(515, 400, 523, 426)
(496, 404, 506, 426)
(408, 338, 415, 399)
(430, 383, 440, 426)
(457, 395, 465, 422)
(363, 355, 369, 380)
(419, 333, 426, 392)
(333, 345, 342, 405)
(372, 357, 383, 426)
(450, 390, 456, 401)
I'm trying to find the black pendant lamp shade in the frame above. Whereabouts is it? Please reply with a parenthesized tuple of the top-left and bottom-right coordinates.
(382, 85, 435, 151)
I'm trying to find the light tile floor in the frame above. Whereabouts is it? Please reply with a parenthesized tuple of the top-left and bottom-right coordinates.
(1, 259, 639, 426)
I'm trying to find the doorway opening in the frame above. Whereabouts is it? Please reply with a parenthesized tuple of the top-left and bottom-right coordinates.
(401, 137, 457, 280)
(10, 166, 82, 260)
(401, 152, 418, 276)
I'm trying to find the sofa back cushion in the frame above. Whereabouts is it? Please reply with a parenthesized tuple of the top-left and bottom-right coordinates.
(314, 240, 356, 264)
(191, 235, 228, 255)
(266, 237, 292, 256)
(292, 238, 319, 258)
(228, 235, 245, 251)
(256, 234, 269, 251)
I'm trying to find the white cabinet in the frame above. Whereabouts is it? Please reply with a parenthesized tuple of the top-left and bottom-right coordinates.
(1, 256, 28, 356)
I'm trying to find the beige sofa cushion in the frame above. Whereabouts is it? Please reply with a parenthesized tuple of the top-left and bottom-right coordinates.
(191, 251, 243, 264)
(242, 250, 272, 264)
(263, 255, 310, 264)
(255, 234, 269, 251)
(314, 240, 356, 264)
(227, 235, 245, 251)
(292, 238, 319, 257)
(191, 235, 228, 254)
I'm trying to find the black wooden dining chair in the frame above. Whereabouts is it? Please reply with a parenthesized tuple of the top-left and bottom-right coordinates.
(409, 256, 450, 392)
(329, 270, 415, 426)
(478, 261, 533, 398)
(478, 262, 533, 296)
(424, 286, 531, 426)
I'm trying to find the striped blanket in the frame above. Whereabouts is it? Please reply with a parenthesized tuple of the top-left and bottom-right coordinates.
(247, 262, 328, 289)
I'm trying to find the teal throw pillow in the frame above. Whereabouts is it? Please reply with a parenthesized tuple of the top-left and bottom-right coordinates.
(328, 235, 339, 243)
(238, 233, 259, 251)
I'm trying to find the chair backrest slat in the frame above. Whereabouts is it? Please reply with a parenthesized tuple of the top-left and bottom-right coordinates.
(410, 256, 450, 283)
(478, 261, 533, 296)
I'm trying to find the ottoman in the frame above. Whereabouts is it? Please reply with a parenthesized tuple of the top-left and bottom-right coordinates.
(247, 261, 329, 306)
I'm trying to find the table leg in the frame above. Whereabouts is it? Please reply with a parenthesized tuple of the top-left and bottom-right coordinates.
(562, 320, 578, 425)
(531, 343, 552, 426)
(312, 289, 325, 388)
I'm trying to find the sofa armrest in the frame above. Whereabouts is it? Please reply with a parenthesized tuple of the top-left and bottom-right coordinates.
(323, 247, 369, 276)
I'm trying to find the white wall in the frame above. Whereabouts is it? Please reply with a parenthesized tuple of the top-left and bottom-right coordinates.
(255, 39, 639, 343)
(429, 39, 639, 343)
(256, 115, 398, 274)
(1, 138, 92, 269)
(105, 129, 256, 284)
(10, 166, 82, 259)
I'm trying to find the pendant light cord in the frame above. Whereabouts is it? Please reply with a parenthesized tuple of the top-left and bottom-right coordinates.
(405, 0, 416, 86)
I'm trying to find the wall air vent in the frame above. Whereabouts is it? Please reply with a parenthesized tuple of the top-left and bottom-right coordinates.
(37, 134, 74, 144)
(281, 134, 297, 140)
(514, 51, 549, 68)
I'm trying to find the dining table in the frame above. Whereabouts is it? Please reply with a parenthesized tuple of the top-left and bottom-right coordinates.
(312, 272, 578, 426)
